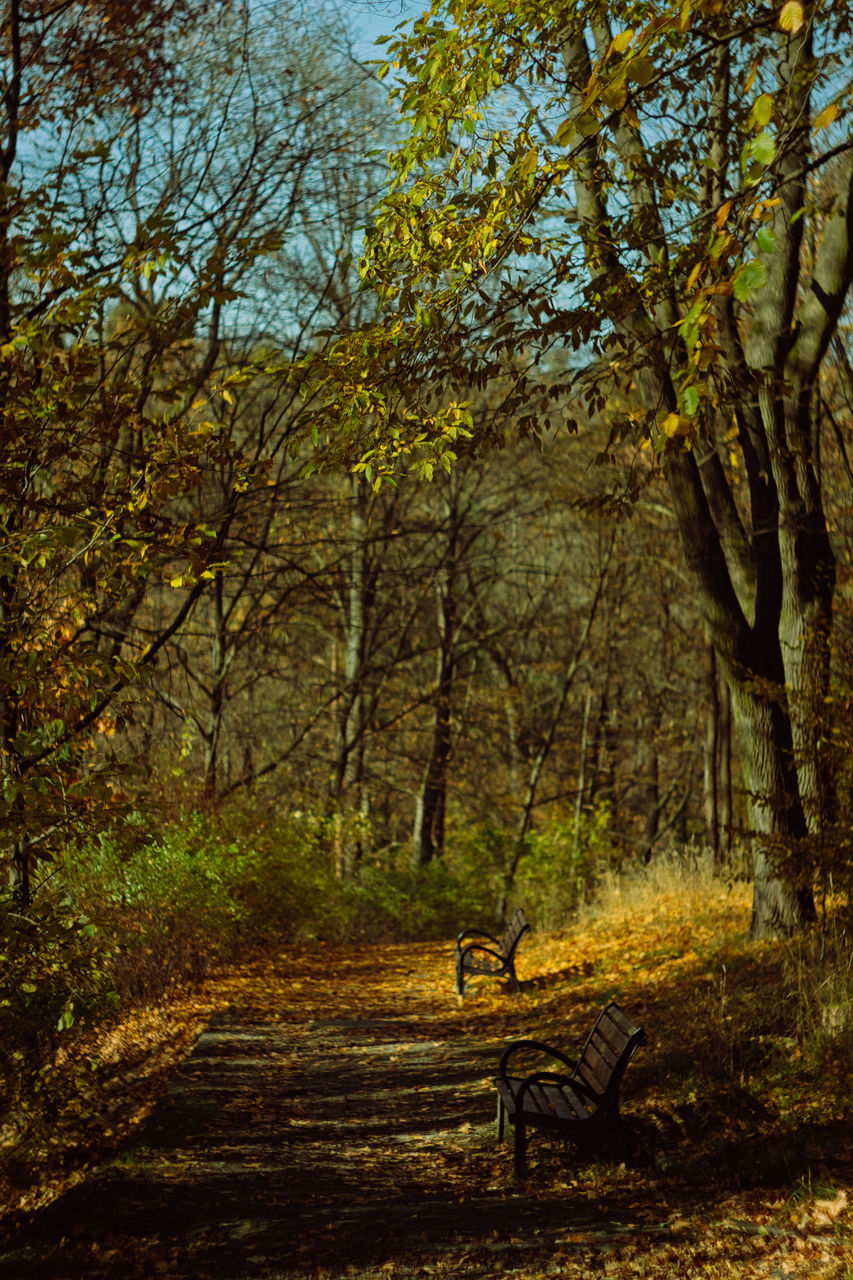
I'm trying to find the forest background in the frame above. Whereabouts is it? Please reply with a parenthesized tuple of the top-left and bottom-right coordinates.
(1, 0, 853, 1210)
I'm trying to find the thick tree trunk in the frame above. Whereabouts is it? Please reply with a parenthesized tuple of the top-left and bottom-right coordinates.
(703, 637, 720, 859)
(728, 674, 815, 935)
(718, 676, 733, 861)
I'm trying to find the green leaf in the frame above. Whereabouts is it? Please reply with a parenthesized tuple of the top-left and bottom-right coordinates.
(681, 386, 700, 417)
(734, 259, 769, 301)
(756, 226, 776, 254)
(752, 130, 776, 167)
(575, 113, 601, 138)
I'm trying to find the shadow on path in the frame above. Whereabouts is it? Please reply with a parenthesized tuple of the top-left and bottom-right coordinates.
(0, 955, 649, 1280)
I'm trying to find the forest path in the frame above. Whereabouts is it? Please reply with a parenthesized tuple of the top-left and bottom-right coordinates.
(0, 943, 645, 1279)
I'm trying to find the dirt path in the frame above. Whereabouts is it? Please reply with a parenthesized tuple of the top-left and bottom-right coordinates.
(0, 945, 645, 1279)
(4, 940, 849, 1279)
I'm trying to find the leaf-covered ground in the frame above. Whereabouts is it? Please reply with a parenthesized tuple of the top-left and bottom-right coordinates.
(1, 884, 852, 1278)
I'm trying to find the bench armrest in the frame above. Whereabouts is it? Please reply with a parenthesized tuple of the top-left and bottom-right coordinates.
(498, 1038, 578, 1078)
(456, 927, 499, 948)
(458, 940, 505, 965)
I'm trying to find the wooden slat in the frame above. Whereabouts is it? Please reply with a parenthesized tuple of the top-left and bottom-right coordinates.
(576, 1006, 636, 1098)
(521, 1082, 590, 1125)
(605, 1005, 636, 1036)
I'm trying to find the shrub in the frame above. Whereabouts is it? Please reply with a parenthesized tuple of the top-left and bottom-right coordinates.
(515, 805, 618, 930)
(338, 859, 491, 942)
(0, 884, 111, 1114)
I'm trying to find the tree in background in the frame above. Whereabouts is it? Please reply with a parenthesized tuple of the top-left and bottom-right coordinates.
(0, 0, 222, 898)
(310, 0, 853, 935)
(0, 0, 379, 896)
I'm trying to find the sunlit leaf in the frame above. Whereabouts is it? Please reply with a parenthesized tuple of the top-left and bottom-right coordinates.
(779, 1, 805, 33)
(812, 103, 838, 133)
(749, 94, 773, 130)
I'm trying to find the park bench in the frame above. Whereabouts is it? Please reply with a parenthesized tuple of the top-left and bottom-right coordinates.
(494, 1000, 647, 1176)
(454, 907, 530, 997)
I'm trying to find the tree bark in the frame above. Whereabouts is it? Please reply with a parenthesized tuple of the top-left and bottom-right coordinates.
(703, 636, 720, 860)
(411, 542, 457, 868)
(333, 478, 372, 880)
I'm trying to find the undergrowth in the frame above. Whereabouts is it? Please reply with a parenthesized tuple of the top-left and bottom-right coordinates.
(2, 821, 851, 1220)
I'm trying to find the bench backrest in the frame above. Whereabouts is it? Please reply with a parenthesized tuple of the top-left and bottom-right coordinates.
(574, 1001, 647, 1106)
(499, 907, 530, 959)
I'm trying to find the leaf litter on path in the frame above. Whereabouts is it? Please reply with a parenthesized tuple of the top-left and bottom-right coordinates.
(0, 916, 851, 1278)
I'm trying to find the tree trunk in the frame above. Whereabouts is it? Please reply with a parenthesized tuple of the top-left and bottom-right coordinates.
(573, 691, 592, 856)
(728, 673, 815, 935)
(703, 636, 720, 860)
(412, 511, 458, 868)
(588, 690, 616, 810)
(333, 478, 372, 881)
(637, 710, 660, 864)
(201, 571, 229, 809)
(718, 677, 732, 860)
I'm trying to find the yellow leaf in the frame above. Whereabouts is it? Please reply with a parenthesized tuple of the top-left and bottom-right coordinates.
(661, 412, 684, 437)
(812, 103, 838, 134)
(749, 93, 773, 131)
(779, 1, 804, 33)
(750, 196, 782, 219)
(221, 387, 235, 406)
(609, 28, 634, 55)
(715, 200, 732, 230)
(170, 575, 184, 588)
(686, 262, 703, 291)
(518, 146, 538, 179)
(555, 116, 574, 145)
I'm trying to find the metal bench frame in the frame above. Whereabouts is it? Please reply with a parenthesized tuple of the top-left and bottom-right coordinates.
(494, 1000, 647, 1175)
(455, 907, 530, 997)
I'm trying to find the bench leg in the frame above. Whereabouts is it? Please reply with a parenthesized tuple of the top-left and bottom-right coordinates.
(496, 1094, 506, 1141)
(455, 954, 465, 997)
